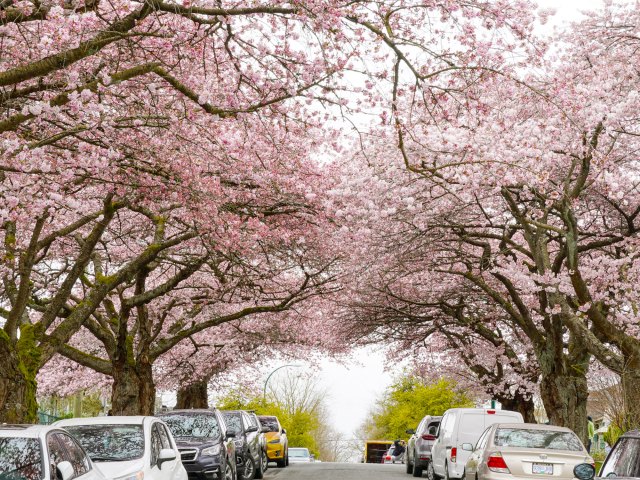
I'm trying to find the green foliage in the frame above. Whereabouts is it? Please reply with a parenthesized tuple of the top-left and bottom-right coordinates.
(217, 389, 322, 457)
(367, 377, 473, 441)
(603, 424, 623, 447)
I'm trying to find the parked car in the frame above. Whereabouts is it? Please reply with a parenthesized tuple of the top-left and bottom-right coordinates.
(245, 412, 268, 474)
(383, 445, 402, 464)
(0, 424, 107, 480)
(221, 410, 264, 480)
(599, 429, 640, 478)
(463, 423, 593, 480)
(257, 415, 288, 468)
(157, 409, 237, 480)
(430, 408, 524, 480)
(54, 416, 187, 480)
(288, 448, 313, 463)
(406, 415, 442, 477)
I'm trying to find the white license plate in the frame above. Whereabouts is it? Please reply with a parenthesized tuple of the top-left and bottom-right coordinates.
(532, 463, 553, 475)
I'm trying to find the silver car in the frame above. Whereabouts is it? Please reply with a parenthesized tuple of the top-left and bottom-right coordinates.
(406, 415, 441, 477)
(464, 423, 593, 480)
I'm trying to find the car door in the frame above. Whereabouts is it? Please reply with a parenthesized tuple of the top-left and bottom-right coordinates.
(243, 413, 260, 465)
(150, 422, 180, 480)
(432, 412, 451, 476)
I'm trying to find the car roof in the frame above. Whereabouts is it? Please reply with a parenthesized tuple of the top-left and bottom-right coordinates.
(0, 424, 51, 438)
(158, 409, 217, 415)
(493, 423, 574, 431)
(54, 416, 150, 426)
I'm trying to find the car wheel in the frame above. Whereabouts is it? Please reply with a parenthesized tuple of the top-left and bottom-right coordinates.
(444, 461, 451, 480)
(427, 461, 438, 480)
(261, 450, 268, 472)
(224, 460, 235, 480)
(406, 452, 413, 474)
(242, 456, 255, 480)
(276, 457, 286, 468)
(254, 452, 264, 480)
(413, 454, 424, 478)
(285, 450, 289, 466)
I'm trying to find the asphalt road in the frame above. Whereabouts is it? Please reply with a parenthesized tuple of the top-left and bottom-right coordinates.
(265, 462, 407, 479)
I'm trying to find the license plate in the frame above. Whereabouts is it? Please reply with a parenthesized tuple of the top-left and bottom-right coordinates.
(532, 463, 553, 475)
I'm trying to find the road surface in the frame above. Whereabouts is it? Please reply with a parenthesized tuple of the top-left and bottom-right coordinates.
(265, 463, 408, 480)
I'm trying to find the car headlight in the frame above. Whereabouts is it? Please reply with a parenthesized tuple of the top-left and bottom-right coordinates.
(268, 439, 281, 444)
(115, 472, 144, 480)
(201, 445, 221, 457)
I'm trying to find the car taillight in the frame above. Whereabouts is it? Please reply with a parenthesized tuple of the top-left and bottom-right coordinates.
(450, 447, 457, 463)
(386, 455, 391, 460)
(421, 434, 436, 441)
(487, 452, 510, 473)
(486, 410, 496, 414)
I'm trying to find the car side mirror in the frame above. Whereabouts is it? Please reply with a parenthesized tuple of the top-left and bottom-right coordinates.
(282, 429, 286, 435)
(56, 461, 75, 480)
(406, 429, 415, 435)
(247, 425, 259, 433)
(461, 443, 474, 452)
(158, 449, 176, 469)
(261, 427, 270, 434)
(226, 430, 236, 439)
(573, 463, 596, 480)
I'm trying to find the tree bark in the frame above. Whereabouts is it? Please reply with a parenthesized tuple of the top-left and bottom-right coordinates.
(111, 357, 156, 415)
(498, 392, 537, 423)
(176, 379, 209, 409)
(539, 367, 589, 443)
(0, 332, 38, 423)
(621, 355, 640, 431)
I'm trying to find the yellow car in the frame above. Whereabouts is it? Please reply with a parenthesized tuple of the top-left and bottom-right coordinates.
(258, 415, 289, 468)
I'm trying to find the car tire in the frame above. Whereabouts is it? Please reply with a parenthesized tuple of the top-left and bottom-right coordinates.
(255, 452, 264, 480)
(224, 460, 235, 480)
(285, 450, 289, 466)
(262, 450, 268, 472)
(413, 455, 424, 478)
(276, 457, 286, 468)
(406, 453, 413, 474)
(242, 456, 255, 480)
(427, 461, 439, 480)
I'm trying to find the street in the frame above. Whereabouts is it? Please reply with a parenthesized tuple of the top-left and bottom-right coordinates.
(265, 463, 406, 480)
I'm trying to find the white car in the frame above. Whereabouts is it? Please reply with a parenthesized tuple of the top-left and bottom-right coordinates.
(0, 423, 107, 480)
(54, 416, 187, 480)
(287, 448, 313, 463)
(430, 408, 524, 480)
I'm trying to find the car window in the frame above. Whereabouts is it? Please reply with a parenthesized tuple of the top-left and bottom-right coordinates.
(223, 413, 243, 434)
(258, 417, 280, 433)
(156, 423, 173, 450)
(249, 414, 259, 429)
(161, 414, 221, 439)
(440, 413, 455, 438)
(63, 424, 144, 462)
(0, 437, 43, 480)
(416, 418, 426, 433)
(47, 434, 66, 480)
(242, 413, 251, 431)
(494, 428, 584, 451)
(54, 433, 91, 477)
(427, 421, 440, 436)
(475, 427, 492, 450)
(150, 424, 163, 467)
(601, 437, 640, 478)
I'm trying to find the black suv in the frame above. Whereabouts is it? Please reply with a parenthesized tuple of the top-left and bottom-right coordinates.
(158, 409, 237, 480)
(222, 410, 265, 480)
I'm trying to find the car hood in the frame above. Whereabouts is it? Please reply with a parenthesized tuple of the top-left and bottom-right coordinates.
(264, 432, 281, 442)
(174, 437, 220, 448)
(94, 459, 144, 479)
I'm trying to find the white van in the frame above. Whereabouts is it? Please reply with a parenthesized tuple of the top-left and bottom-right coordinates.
(430, 408, 524, 480)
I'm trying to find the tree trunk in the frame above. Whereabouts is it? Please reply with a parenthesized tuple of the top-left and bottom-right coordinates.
(0, 332, 38, 423)
(498, 392, 537, 423)
(620, 355, 640, 431)
(111, 358, 156, 415)
(176, 379, 209, 409)
(539, 369, 589, 442)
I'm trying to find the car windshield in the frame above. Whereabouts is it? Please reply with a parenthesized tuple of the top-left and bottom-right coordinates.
(289, 448, 309, 458)
(64, 424, 144, 462)
(222, 413, 242, 434)
(601, 437, 640, 478)
(161, 414, 221, 439)
(0, 437, 43, 480)
(494, 428, 584, 451)
(258, 417, 279, 433)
